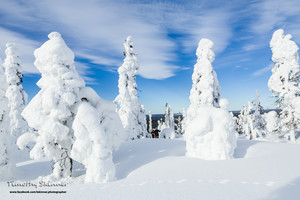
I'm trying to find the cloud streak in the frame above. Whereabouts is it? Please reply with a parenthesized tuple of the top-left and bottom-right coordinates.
(0, 0, 236, 80)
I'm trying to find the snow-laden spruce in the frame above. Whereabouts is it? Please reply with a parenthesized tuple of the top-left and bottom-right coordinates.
(17, 32, 85, 179)
(268, 29, 300, 141)
(3, 43, 29, 149)
(181, 108, 187, 134)
(160, 103, 177, 139)
(251, 90, 266, 139)
(148, 111, 153, 133)
(0, 61, 15, 180)
(185, 38, 237, 160)
(176, 113, 183, 135)
(164, 103, 175, 130)
(114, 36, 147, 140)
(188, 38, 220, 113)
(263, 111, 280, 134)
(71, 88, 125, 183)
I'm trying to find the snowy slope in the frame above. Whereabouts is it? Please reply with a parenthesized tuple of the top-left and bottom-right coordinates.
(1, 136, 300, 200)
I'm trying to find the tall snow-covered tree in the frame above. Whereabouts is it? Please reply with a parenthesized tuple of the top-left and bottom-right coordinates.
(237, 105, 246, 134)
(181, 108, 187, 134)
(0, 62, 15, 180)
(114, 36, 147, 140)
(185, 38, 237, 160)
(251, 90, 266, 139)
(3, 43, 29, 145)
(268, 29, 300, 141)
(148, 110, 153, 133)
(164, 103, 175, 130)
(17, 32, 85, 179)
(176, 113, 183, 135)
(188, 39, 220, 115)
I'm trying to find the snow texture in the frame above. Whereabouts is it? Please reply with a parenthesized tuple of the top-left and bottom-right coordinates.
(3, 43, 29, 159)
(269, 29, 300, 141)
(185, 38, 237, 160)
(0, 61, 15, 180)
(114, 36, 147, 140)
(18, 32, 85, 179)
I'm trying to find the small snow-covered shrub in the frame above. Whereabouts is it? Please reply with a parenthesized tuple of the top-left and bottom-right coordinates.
(160, 128, 177, 139)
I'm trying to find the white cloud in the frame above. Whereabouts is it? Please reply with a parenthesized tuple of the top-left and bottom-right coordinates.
(0, 0, 235, 80)
(0, 27, 39, 74)
(252, 64, 273, 77)
(245, 0, 300, 51)
(0, 27, 96, 83)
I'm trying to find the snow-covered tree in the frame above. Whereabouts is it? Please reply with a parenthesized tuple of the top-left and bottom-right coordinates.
(268, 29, 300, 141)
(3, 43, 29, 148)
(157, 119, 162, 131)
(0, 62, 15, 180)
(148, 111, 153, 133)
(188, 39, 220, 116)
(185, 38, 237, 160)
(237, 105, 246, 134)
(251, 90, 266, 139)
(264, 111, 280, 135)
(71, 87, 125, 183)
(17, 32, 85, 179)
(176, 113, 183, 135)
(114, 36, 147, 140)
(245, 102, 254, 139)
(164, 103, 175, 130)
(181, 108, 187, 134)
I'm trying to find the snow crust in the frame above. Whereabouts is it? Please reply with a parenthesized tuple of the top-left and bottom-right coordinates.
(2, 137, 300, 200)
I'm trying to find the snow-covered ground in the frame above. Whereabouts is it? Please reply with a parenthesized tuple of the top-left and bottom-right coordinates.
(1, 136, 300, 200)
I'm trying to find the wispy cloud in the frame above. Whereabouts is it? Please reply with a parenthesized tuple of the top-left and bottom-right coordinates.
(0, 27, 39, 74)
(243, 0, 300, 51)
(252, 63, 273, 77)
(0, 0, 236, 80)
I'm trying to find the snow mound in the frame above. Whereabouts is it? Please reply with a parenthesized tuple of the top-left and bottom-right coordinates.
(185, 106, 237, 160)
(160, 128, 177, 139)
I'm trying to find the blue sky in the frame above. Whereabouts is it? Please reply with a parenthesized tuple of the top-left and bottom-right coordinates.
(1, 0, 300, 114)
